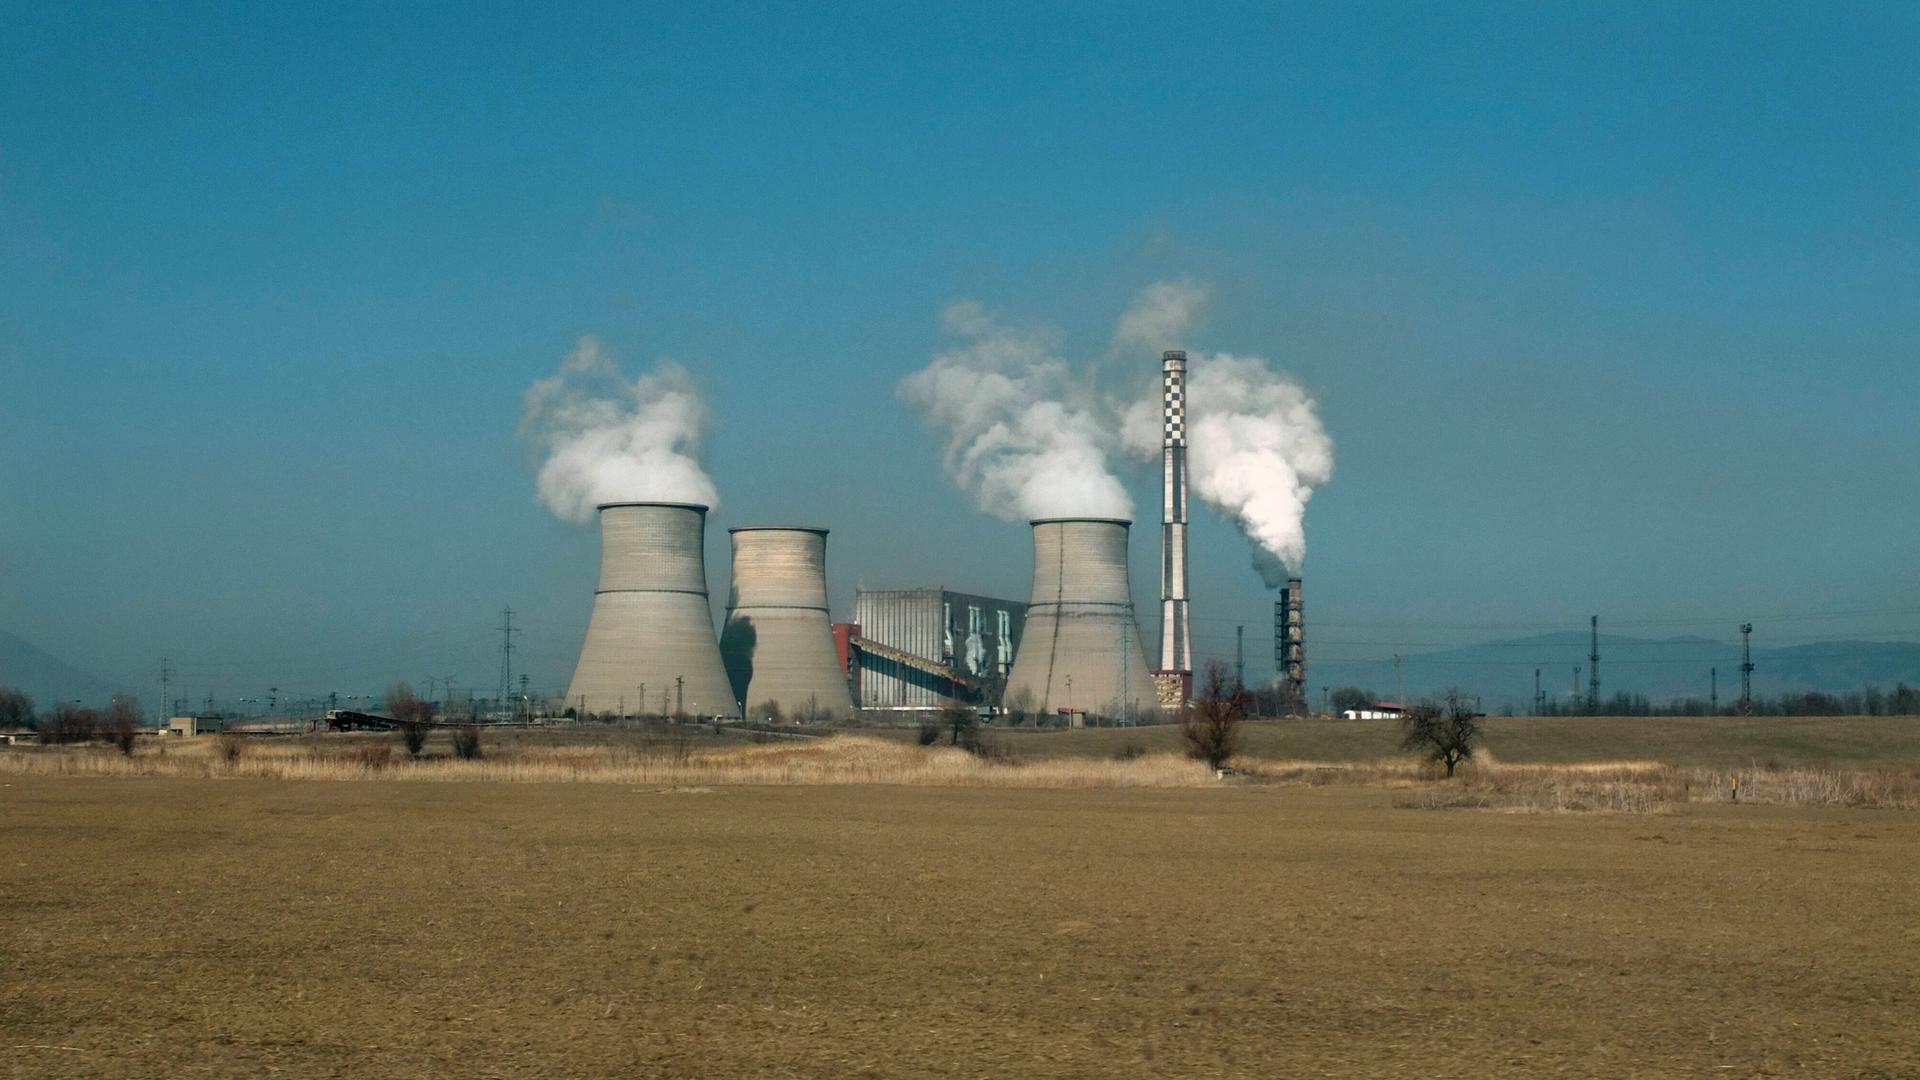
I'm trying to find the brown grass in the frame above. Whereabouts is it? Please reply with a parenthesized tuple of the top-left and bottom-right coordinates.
(4, 777, 1918, 1077)
(6, 732, 1919, 810)
(0, 734, 1213, 788)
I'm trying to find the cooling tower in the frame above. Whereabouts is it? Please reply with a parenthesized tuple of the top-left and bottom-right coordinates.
(566, 502, 739, 718)
(1005, 518, 1161, 720)
(720, 526, 855, 721)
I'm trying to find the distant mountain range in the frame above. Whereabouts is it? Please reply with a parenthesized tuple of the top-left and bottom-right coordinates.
(0, 630, 119, 710)
(1312, 632, 1920, 710)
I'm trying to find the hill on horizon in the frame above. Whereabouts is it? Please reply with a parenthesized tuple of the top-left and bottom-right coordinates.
(1312, 631, 1920, 711)
(0, 630, 119, 712)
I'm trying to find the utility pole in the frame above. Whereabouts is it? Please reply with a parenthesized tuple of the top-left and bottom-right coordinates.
(496, 608, 517, 714)
(638, 683, 646, 719)
(1572, 666, 1581, 704)
(1711, 667, 1718, 712)
(1533, 667, 1542, 715)
(1739, 623, 1754, 715)
(519, 673, 530, 719)
(675, 675, 684, 717)
(1588, 615, 1600, 712)
(1394, 654, 1404, 703)
(1235, 625, 1245, 691)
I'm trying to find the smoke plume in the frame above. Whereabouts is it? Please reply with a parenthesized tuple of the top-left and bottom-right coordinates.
(520, 336, 719, 523)
(899, 302, 1132, 521)
(1111, 279, 1207, 355)
(1113, 286, 1334, 586)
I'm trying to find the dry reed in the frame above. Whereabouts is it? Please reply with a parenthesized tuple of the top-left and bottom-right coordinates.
(5, 737, 1916, 809)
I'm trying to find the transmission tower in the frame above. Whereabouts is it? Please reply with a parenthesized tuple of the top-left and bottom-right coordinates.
(1587, 615, 1600, 712)
(1234, 625, 1245, 691)
(496, 608, 517, 714)
(158, 659, 172, 724)
(1739, 623, 1754, 714)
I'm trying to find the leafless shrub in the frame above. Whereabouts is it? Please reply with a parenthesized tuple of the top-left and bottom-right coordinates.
(917, 722, 942, 746)
(217, 733, 245, 767)
(1182, 661, 1247, 771)
(452, 724, 483, 760)
(1113, 742, 1146, 761)
(1400, 690, 1482, 778)
(0, 686, 33, 730)
(350, 743, 393, 771)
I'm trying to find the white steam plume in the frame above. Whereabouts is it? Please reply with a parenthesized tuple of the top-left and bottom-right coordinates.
(1114, 286, 1334, 586)
(899, 302, 1132, 522)
(1112, 279, 1207, 355)
(520, 336, 719, 523)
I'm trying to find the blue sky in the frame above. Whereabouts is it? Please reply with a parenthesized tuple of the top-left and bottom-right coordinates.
(2, 2, 1915, 705)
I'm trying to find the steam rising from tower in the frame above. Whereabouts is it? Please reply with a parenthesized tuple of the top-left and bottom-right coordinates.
(566, 503, 738, 718)
(1004, 518, 1159, 719)
(521, 337, 718, 523)
(897, 302, 1131, 522)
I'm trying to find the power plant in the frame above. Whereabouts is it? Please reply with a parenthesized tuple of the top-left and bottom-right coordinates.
(1003, 517, 1160, 721)
(565, 502, 739, 718)
(556, 349, 1277, 724)
(719, 526, 855, 721)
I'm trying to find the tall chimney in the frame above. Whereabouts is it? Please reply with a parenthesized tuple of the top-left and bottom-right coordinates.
(720, 527, 855, 721)
(1282, 576, 1305, 711)
(566, 502, 739, 718)
(1158, 350, 1192, 682)
(1006, 518, 1161, 720)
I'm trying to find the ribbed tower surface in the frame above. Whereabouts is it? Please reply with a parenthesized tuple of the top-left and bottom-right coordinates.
(566, 502, 739, 718)
(1004, 518, 1161, 720)
(720, 527, 855, 721)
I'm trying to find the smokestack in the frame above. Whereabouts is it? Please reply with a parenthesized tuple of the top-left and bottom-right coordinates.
(720, 527, 855, 721)
(1281, 576, 1305, 711)
(1006, 518, 1160, 720)
(566, 502, 739, 718)
(1158, 350, 1192, 684)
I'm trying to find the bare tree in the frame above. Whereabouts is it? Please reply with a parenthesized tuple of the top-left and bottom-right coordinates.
(1182, 660, 1248, 772)
(387, 681, 433, 756)
(0, 687, 34, 730)
(107, 693, 141, 756)
(942, 701, 980, 748)
(1401, 689, 1483, 778)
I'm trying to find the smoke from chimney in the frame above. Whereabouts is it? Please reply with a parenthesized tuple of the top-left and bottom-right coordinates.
(520, 336, 719, 523)
(1114, 285, 1334, 586)
(897, 302, 1132, 522)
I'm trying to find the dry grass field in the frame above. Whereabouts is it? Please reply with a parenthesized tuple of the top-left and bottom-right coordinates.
(4, 720, 1918, 1077)
(4, 776, 1918, 1078)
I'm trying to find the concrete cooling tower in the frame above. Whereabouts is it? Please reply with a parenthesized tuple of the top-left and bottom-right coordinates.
(566, 502, 739, 718)
(1004, 518, 1161, 720)
(719, 527, 855, 721)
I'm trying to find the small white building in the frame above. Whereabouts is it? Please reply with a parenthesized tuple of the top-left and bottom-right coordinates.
(1342, 702, 1410, 721)
(166, 715, 225, 737)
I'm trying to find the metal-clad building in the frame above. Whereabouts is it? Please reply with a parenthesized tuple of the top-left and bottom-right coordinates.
(851, 587, 1025, 709)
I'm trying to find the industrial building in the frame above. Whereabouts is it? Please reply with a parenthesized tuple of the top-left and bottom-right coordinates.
(1004, 518, 1160, 722)
(720, 526, 855, 721)
(565, 502, 740, 718)
(842, 588, 1025, 711)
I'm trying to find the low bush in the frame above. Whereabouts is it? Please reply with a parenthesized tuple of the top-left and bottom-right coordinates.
(452, 725, 483, 760)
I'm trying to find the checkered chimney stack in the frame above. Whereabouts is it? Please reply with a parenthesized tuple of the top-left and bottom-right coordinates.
(1159, 349, 1191, 677)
